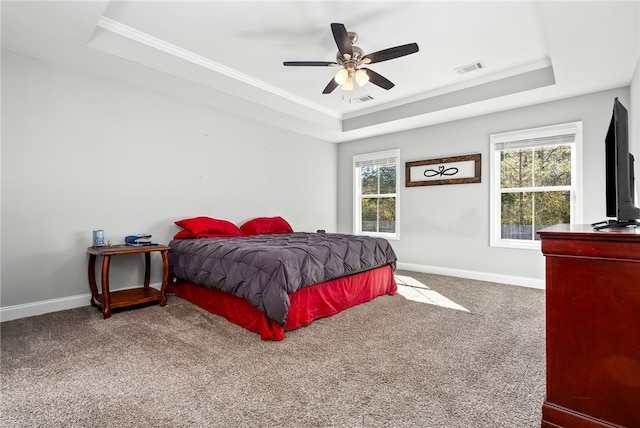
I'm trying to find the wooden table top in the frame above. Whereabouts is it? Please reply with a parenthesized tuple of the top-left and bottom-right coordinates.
(87, 244, 170, 256)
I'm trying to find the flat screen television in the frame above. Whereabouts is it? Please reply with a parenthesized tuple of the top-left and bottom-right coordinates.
(593, 97, 640, 230)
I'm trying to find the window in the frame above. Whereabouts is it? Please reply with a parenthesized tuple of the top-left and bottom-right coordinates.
(354, 149, 400, 239)
(490, 122, 582, 249)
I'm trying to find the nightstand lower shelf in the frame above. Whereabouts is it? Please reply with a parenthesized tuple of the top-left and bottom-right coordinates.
(87, 244, 171, 318)
(93, 287, 163, 310)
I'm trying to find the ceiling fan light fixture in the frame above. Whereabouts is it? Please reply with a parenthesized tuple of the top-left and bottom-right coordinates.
(355, 69, 369, 86)
(334, 68, 349, 85)
(341, 76, 354, 91)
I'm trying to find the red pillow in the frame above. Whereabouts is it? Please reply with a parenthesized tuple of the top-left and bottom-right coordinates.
(175, 216, 244, 236)
(173, 229, 196, 239)
(240, 216, 293, 235)
(173, 230, 239, 240)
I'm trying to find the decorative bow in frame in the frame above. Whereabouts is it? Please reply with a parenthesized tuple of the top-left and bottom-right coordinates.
(406, 154, 481, 187)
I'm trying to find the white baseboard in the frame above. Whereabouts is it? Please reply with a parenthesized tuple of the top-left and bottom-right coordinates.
(396, 262, 545, 290)
(0, 284, 162, 322)
(1, 267, 543, 322)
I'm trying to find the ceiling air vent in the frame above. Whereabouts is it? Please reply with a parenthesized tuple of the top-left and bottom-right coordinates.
(455, 61, 485, 75)
(354, 95, 374, 103)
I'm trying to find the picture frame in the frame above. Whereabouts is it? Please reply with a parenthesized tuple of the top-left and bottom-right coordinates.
(405, 153, 481, 187)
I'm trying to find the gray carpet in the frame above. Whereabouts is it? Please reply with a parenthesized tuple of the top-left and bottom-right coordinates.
(1, 270, 545, 427)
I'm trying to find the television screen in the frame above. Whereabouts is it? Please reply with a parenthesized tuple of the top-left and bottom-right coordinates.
(595, 98, 640, 229)
(605, 112, 617, 218)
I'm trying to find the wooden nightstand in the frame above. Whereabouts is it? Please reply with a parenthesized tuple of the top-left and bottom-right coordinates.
(87, 244, 171, 318)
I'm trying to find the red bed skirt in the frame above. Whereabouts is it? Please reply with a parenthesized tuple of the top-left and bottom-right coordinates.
(170, 264, 397, 341)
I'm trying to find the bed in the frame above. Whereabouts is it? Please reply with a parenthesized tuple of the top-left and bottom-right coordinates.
(167, 216, 398, 340)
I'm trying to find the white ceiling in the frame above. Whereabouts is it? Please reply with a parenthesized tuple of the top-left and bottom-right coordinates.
(2, 1, 639, 143)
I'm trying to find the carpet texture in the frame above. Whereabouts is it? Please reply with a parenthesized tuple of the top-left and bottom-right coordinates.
(1, 270, 545, 427)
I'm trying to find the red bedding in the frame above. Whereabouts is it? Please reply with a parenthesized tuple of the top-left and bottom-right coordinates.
(170, 264, 397, 340)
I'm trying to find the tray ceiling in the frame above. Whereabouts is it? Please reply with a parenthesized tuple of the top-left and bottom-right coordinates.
(2, 1, 639, 142)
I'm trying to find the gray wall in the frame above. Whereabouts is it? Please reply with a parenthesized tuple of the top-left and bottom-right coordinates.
(1, 50, 337, 310)
(337, 87, 631, 285)
(2, 46, 638, 316)
(631, 57, 640, 170)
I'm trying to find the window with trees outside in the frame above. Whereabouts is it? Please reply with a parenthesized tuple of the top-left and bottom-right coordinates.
(353, 149, 399, 239)
(490, 122, 582, 249)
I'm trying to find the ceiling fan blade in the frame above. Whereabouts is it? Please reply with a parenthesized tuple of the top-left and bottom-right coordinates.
(283, 61, 338, 67)
(363, 68, 394, 90)
(362, 43, 419, 64)
(322, 78, 339, 94)
(331, 23, 353, 60)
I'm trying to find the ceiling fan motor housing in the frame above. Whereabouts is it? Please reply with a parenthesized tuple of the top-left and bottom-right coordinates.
(337, 46, 365, 70)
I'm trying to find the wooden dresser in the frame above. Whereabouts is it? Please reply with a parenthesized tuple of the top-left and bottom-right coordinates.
(538, 224, 640, 428)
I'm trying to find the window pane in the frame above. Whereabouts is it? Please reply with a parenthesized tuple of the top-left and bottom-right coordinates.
(378, 197, 396, 233)
(361, 166, 378, 195)
(534, 191, 570, 239)
(491, 123, 579, 247)
(501, 192, 533, 240)
(534, 146, 572, 187)
(354, 150, 399, 237)
(361, 198, 377, 232)
(501, 149, 533, 189)
(379, 165, 396, 194)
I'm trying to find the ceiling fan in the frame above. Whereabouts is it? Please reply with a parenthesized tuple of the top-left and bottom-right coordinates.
(283, 23, 419, 94)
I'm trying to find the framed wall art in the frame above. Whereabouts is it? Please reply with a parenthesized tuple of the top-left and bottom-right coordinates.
(405, 153, 481, 187)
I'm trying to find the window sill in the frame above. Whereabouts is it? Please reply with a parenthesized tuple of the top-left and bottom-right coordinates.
(490, 240, 542, 251)
(355, 232, 399, 240)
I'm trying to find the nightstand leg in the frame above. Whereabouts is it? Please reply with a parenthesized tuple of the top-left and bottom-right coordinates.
(143, 252, 151, 288)
(159, 250, 169, 307)
(101, 255, 112, 319)
(88, 254, 98, 306)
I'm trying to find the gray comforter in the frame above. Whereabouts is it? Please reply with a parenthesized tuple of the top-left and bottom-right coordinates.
(168, 232, 397, 326)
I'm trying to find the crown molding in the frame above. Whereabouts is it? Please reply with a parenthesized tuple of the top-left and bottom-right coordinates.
(96, 16, 341, 119)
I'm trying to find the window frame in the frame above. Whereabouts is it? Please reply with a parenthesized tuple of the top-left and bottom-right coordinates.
(489, 122, 583, 250)
(353, 149, 400, 240)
